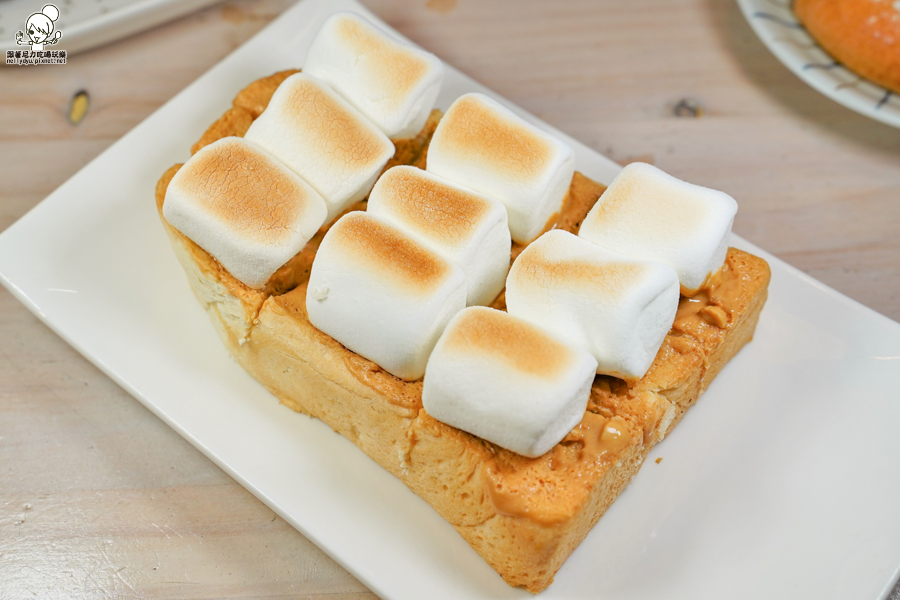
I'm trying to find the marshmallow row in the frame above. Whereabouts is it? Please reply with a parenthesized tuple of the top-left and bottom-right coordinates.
(304, 11, 445, 139)
(367, 166, 511, 307)
(244, 73, 395, 224)
(163, 137, 328, 289)
(167, 9, 449, 289)
(506, 230, 680, 380)
(578, 162, 738, 294)
(422, 307, 597, 458)
(426, 93, 575, 244)
(306, 211, 466, 381)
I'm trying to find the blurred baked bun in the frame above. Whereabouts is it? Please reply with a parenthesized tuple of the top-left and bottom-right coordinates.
(795, 0, 900, 94)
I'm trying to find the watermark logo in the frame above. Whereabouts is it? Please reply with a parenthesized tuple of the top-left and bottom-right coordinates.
(7, 4, 67, 65)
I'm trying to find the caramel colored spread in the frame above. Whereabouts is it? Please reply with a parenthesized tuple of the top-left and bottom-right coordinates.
(561, 414, 633, 467)
(673, 256, 747, 337)
(590, 382, 669, 445)
(233, 69, 302, 119)
(485, 413, 635, 525)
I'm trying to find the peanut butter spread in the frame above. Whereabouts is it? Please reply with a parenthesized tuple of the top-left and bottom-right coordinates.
(157, 71, 771, 528)
(485, 413, 635, 525)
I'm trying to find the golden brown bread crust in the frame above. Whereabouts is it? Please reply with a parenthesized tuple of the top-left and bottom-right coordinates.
(156, 72, 771, 593)
(795, 0, 900, 94)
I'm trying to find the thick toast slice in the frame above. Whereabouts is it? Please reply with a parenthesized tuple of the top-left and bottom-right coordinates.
(156, 72, 770, 592)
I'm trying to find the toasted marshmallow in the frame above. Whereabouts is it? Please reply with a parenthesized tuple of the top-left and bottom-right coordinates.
(578, 162, 738, 294)
(367, 166, 511, 306)
(506, 230, 680, 380)
(425, 93, 575, 244)
(423, 307, 597, 458)
(163, 137, 328, 289)
(307, 212, 466, 380)
(244, 73, 395, 224)
(304, 11, 444, 139)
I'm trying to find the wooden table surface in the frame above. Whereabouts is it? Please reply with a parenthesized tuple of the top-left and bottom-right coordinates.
(1, 0, 898, 598)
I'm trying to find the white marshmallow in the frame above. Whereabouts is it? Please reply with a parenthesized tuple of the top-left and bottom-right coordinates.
(304, 11, 444, 139)
(422, 307, 598, 458)
(578, 162, 738, 293)
(367, 166, 511, 306)
(306, 211, 466, 381)
(426, 93, 575, 244)
(163, 137, 328, 289)
(506, 230, 680, 380)
(244, 73, 395, 224)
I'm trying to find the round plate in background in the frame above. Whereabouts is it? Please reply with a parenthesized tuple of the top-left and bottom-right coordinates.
(736, 0, 900, 128)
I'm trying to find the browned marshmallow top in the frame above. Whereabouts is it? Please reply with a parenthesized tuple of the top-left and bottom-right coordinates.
(437, 95, 553, 182)
(176, 139, 318, 246)
(586, 172, 709, 245)
(513, 244, 649, 297)
(331, 212, 454, 295)
(375, 167, 493, 246)
(335, 15, 431, 109)
(282, 77, 392, 172)
(441, 308, 573, 379)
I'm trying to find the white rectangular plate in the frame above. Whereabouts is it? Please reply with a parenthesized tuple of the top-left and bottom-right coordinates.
(1, 0, 899, 598)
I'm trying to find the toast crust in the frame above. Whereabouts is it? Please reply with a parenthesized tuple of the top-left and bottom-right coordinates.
(156, 71, 771, 593)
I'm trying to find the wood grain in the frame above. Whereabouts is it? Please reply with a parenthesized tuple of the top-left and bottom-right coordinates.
(1, 0, 898, 598)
